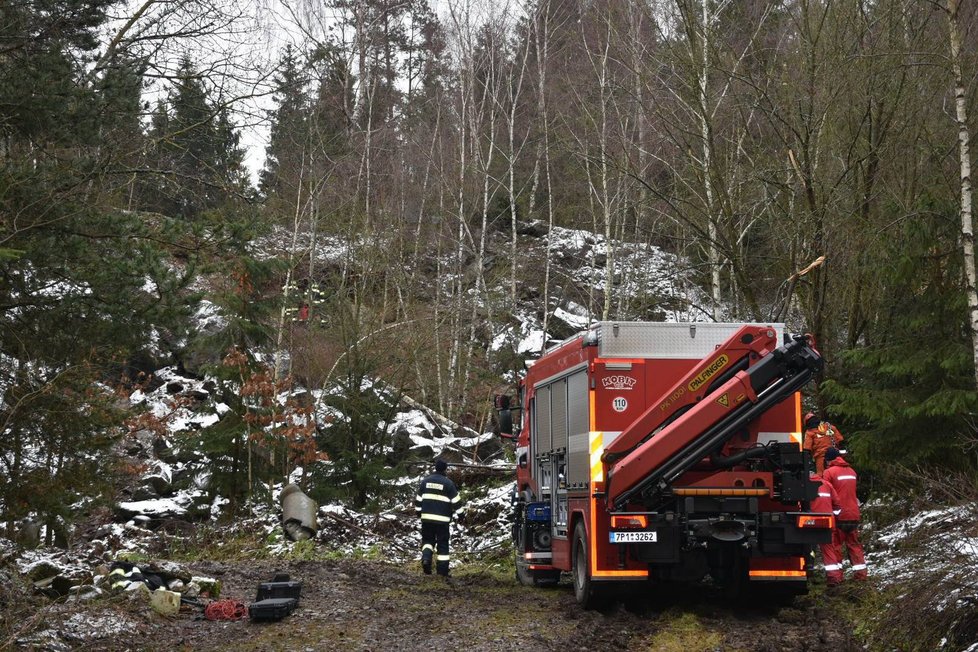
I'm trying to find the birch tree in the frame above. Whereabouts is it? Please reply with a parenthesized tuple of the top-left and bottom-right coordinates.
(946, 0, 978, 389)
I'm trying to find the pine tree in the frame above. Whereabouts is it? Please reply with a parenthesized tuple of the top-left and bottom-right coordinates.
(822, 200, 978, 474)
(0, 0, 202, 539)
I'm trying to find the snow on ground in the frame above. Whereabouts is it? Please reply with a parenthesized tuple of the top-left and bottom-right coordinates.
(129, 365, 218, 436)
(15, 548, 90, 579)
(20, 611, 138, 650)
(194, 299, 227, 334)
(117, 497, 190, 517)
(546, 226, 712, 323)
(865, 502, 978, 610)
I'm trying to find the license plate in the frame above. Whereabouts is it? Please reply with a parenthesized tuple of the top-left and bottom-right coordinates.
(609, 531, 657, 543)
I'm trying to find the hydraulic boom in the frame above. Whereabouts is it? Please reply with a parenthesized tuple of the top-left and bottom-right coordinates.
(606, 334, 823, 511)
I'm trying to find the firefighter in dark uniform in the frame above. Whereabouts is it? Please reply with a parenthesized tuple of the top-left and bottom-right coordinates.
(416, 458, 462, 577)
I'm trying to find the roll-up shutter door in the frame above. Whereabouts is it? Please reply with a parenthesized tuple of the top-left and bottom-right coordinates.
(551, 378, 568, 451)
(566, 370, 589, 487)
(536, 384, 551, 453)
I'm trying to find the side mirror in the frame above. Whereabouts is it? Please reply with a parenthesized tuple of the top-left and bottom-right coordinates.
(494, 394, 521, 440)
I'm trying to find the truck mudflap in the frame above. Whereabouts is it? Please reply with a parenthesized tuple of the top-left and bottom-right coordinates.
(761, 511, 834, 547)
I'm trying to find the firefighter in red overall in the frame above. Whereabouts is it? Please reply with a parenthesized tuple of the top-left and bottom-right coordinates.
(822, 448, 867, 585)
(810, 472, 842, 585)
(804, 412, 845, 475)
(415, 459, 462, 577)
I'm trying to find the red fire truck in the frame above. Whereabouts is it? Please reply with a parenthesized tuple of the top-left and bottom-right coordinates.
(496, 321, 833, 607)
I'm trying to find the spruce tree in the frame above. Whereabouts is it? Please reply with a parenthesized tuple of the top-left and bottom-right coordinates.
(140, 58, 249, 220)
(260, 45, 312, 203)
(823, 201, 978, 474)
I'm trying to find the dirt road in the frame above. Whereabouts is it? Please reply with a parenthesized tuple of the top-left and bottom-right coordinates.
(27, 558, 857, 651)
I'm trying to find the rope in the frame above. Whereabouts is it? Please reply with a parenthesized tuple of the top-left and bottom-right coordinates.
(204, 599, 248, 621)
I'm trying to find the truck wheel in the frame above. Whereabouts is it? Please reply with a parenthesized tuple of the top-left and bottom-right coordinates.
(572, 521, 605, 609)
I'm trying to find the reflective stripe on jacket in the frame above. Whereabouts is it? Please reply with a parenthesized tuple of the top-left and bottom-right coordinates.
(415, 472, 461, 523)
(810, 475, 841, 517)
(823, 457, 860, 521)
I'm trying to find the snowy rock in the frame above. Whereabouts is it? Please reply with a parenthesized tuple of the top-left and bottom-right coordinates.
(144, 474, 172, 496)
(19, 609, 137, 650)
(0, 537, 16, 563)
(16, 520, 41, 549)
(117, 497, 188, 520)
(145, 560, 192, 584)
(131, 485, 159, 501)
(517, 220, 549, 237)
(22, 558, 64, 582)
(66, 585, 102, 602)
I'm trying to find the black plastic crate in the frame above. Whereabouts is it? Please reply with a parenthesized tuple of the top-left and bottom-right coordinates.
(256, 580, 302, 603)
(248, 597, 298, 621)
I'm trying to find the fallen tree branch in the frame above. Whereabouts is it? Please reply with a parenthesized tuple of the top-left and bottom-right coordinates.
(320, 511, 412, 553)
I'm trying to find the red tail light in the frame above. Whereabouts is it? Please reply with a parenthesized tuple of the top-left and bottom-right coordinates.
(611, 514, 648, 529)
(797, 515, 834, 529)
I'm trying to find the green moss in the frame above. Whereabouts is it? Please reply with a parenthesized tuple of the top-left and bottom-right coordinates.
(637, 611, 723, 652)
(283, 539, 318, 560)
(114, 550, 150, 563)
(234, 622, 365, 650)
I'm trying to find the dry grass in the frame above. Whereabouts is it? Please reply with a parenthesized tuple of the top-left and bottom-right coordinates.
(843, 466, 978, 650)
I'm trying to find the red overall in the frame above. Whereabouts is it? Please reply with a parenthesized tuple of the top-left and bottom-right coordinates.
(804, 421, 844, 475)
(823, 457, 867, 583)
(810, 474, 842, 584)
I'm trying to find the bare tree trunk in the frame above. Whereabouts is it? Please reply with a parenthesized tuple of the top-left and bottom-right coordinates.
(948, 0, 978, 389)
(699, 0, 720, 319)
(585, 154, 599, 318)
(413, 104, 441, 272)
(448, 38, 468, 420)
(535, 3, 553, 353)
(508, 12, 532, 306)
(273, 155, 307, 383)
(462, 8, 502, 417)
(434, 177, 448, 415)
(597, 18, 615, 320)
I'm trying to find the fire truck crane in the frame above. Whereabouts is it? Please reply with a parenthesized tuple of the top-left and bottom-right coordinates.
(495, 322, 834, 607)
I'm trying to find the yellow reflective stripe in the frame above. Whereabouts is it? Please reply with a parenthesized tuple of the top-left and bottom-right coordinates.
(421, 514, 451, 522)
(436, 555, 450, 561)
(422, 544, 434, 551)
(590, 431, 604, 482)
(422, 493, 452, 502)
(451, 495, 461, 504)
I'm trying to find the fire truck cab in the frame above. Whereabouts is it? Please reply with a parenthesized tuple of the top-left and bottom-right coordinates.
(498, 321, 832, 607)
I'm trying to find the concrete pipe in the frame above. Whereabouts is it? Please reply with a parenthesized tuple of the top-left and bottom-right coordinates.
(281, 484, 318, 542)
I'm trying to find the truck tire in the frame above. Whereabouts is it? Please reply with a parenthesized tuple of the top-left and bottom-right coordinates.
(572, 521, 606, 609)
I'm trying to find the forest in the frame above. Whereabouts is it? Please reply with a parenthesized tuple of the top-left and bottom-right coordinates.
(2, 0, 978, 551)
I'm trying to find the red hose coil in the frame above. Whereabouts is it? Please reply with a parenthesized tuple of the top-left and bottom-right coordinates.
(204, 599, 248, 621)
